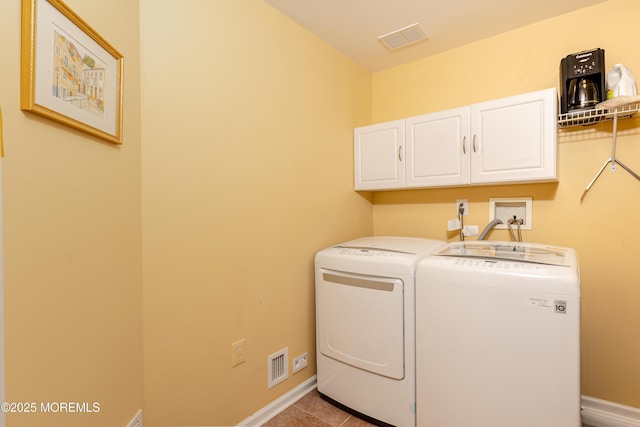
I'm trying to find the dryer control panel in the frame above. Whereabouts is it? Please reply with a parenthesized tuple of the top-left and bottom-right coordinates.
(337, 247, 396, 257)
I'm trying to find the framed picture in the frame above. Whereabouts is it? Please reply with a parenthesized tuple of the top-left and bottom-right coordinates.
(21, 0, 124, 144)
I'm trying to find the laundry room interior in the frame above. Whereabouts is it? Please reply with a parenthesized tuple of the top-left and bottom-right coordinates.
(0, 0, 639, 426)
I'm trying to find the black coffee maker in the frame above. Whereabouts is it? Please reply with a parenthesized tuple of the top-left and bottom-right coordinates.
(560, 48, 606, 114)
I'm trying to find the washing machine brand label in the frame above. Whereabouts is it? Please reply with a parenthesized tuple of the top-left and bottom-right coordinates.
(526, 297, 568, 314)
(554, 300, 567, 314)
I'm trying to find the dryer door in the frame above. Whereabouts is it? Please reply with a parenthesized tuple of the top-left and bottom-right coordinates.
(317, 269, 405, 380)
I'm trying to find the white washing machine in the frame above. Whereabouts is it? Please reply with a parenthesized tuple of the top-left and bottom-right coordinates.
(315, 236, 445, 427)
(416, 241, 581, 427)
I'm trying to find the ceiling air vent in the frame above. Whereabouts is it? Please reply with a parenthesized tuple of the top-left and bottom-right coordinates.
(378, 23, 429, 51)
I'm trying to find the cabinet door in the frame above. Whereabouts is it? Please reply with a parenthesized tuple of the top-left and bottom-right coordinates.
(470, 88, 557, 185)
(406, 107, 470, 188)
(354, 119, 405, 190)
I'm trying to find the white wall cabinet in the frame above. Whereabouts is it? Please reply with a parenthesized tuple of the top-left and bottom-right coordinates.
(470, 88, 557, 185)
(354, 119, 405, 190)
(354, 88, 557, 191)
(405, 106, 470, 187)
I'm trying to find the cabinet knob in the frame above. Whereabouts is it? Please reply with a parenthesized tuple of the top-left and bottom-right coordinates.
(398, 145, 402, 161)
(472, 134, 477, 153)
(462, 136, 467, 154)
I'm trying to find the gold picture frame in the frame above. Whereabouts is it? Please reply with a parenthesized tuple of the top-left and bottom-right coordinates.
(21, 0, 124, 144)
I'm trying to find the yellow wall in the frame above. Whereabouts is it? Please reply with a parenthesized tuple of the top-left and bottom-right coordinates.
(371, 0, 640, 408)
(4, 0, 639, 426)
(140, 1, 372, 425)
(1, 1, 143, 427)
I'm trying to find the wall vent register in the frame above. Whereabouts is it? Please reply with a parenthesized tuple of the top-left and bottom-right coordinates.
(267, 348, 288, 389)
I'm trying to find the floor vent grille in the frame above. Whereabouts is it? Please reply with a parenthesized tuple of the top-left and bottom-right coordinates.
(268, 348, 288, 389)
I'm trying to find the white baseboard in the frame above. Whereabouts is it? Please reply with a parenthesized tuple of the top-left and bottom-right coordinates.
(236, 376, 317, 427)
(235, 384, 639, 427)
(126, 409, 142, 427)
(582, 396, 640, 427)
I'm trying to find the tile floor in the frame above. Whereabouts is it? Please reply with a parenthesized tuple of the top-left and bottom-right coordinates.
(261, 389, 375, 427)
(261, 388, 593, 427)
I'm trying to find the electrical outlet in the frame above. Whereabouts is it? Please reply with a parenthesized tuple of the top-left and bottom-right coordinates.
(126, 410, 142, 427)
(231, 339, 246, 367)
(292, 352, 308, 374)
(456, 199, 469, 216)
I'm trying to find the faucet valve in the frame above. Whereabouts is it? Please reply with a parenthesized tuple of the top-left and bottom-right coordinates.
(507, 216, 524, 242)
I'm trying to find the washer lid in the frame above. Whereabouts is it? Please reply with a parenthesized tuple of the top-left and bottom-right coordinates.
(435, 241, 574, 267)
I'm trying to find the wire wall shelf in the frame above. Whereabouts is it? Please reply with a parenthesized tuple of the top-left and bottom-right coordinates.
(558, 99, 640, 128)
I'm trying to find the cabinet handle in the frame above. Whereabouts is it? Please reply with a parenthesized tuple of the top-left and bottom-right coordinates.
(462, 136, 467, 154)
(472, 134, 477, 153)
(398, 145, 402, 161)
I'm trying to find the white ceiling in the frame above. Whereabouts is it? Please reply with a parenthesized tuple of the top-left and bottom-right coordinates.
(264, 0, 607, 72)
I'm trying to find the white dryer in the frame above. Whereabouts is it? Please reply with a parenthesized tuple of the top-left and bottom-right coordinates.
(315, 236, 445, 427)
(416, 241, 581, 427)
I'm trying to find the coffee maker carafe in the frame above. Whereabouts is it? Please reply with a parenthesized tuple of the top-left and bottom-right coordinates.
(560, 48, 606, 114)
